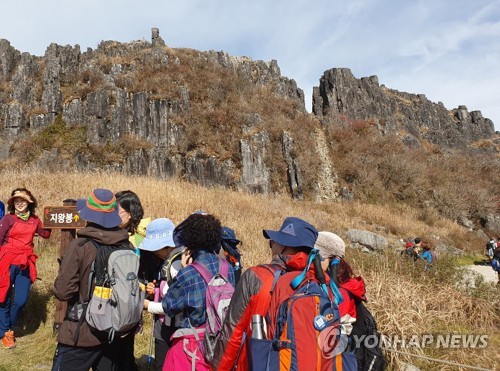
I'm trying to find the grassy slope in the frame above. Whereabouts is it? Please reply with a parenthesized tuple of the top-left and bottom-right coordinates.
(0, 169, 498, 370)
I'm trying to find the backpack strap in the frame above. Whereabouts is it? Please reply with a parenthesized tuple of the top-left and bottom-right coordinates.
(164, 247, 184, 284)
(191, 258, 229, 284)
(71, 238, 96, 345)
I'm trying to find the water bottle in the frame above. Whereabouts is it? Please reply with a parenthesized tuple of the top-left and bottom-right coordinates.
(251, 314, 266, 339)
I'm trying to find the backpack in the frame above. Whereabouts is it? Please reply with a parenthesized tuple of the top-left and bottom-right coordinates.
(191, 258, 234, 365)
(221, 226, 243, 285)
(349, 296, 385, 371)
(248, 252, 355, 371)
(491, 258, 500, 272)
(84, 239, 144, 343)
(161, 247, 184, 286)
(429, 251, 437, 263)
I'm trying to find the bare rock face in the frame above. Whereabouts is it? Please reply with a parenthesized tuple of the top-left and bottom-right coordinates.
(313, 68, 495, 148)
(0, 32, 496, 203)
(240, 133, 271, 194)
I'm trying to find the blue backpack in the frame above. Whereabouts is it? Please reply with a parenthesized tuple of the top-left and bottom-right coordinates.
(491, 258, 500, 272)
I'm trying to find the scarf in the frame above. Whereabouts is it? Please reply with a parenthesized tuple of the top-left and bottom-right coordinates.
(15, 211, 30, 221)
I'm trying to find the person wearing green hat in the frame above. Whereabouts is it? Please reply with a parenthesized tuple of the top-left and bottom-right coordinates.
(52, 188, 133, 371)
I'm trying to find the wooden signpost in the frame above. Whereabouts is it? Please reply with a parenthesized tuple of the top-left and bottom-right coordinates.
(43, 205, 86, 229)
(44, 199, 86, 331)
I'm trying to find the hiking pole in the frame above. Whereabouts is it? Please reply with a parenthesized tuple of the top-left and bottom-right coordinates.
(147, 280, 159, 370)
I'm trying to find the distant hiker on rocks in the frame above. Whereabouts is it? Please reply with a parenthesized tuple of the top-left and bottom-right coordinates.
(485, 237, 496, 262)
(0, 188, 51, 349)
(491, 245, 500, 286)
(419, 242, 434, 270)
(413, 237, 423, 257)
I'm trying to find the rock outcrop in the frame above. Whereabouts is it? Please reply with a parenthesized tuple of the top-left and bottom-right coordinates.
(0, 31, 497, 203)
(312, 68, 495, 148)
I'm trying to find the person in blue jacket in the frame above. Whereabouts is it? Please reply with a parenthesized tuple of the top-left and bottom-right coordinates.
(420, 242, 434, 270)
(0, 201, 5, 219)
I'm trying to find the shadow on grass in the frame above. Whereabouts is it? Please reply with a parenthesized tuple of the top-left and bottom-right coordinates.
(473, 258, 491, 266)
(15, 288, 52, 337)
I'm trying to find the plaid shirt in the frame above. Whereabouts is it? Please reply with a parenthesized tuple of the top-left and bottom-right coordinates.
(162, 249, 235, 328)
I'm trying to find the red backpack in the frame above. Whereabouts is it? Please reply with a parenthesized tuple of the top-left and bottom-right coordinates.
(247, 253, 356, 371)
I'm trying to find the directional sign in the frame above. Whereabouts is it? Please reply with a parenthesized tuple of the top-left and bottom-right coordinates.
(43, 206, 86, 229)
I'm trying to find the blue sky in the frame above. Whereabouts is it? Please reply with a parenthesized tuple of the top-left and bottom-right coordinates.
(1, 0, 499, 130)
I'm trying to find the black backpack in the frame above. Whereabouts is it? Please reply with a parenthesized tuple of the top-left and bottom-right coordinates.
(349, 296, 386, 371)
(221, 226, 243, 285)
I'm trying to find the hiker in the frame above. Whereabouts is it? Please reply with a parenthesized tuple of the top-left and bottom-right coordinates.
(139, 218, 183, 371)
(485, 237, 496, 262)
(402, 239, 417, 260)
(161, 212, 235, 370)
(412, 237, 422, 259)
(220, 226, 243, 285)
(51, 188, 136, 370)
(315, 231, 385, 370)
(0, 188, 51, 349)
(115, 190, 149, 370)
(116, 190, 150, 255)
(420, 242, 434, 270)
(491, 245, 500, 286)
(315, 231, 365, 335)
(0, 200, 5, 219)
(214, 216, 346, 370)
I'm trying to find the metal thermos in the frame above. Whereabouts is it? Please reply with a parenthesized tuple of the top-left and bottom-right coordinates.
(251, 314, 266, 339)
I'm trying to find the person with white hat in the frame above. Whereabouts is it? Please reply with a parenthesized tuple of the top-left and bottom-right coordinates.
(314, 231, 366, 335)
(139, 218, 183, 371)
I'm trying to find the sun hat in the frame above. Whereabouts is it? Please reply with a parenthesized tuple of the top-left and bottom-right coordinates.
(7, 190, 34, 205)
(314, 231, 346, 258)
(76, 188, 122, 229)
(138, 218, 176, 252)
(133, 217, 152, 247)
(222, 226, 240, 244)
(263, 217, 318, 249)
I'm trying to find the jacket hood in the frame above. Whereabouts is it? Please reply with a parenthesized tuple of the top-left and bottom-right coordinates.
(76, 224, 130, 245)
(284, 251, 329, 283)
(341, 276, 366, 301)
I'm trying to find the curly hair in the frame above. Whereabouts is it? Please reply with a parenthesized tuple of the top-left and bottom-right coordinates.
(115, 190, 144, 234)
(7, 188, 38, 214)
(180, 213, 222, 252)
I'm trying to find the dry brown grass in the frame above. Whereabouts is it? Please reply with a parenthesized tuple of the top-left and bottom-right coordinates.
(0, 169, 497, 370)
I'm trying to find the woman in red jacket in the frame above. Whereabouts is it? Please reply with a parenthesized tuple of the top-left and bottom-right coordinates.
(0, 188, 51, 349)
(314, 231, 366, 335)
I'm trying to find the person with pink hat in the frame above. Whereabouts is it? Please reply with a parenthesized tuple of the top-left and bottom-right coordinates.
(0, 187, 51, 349)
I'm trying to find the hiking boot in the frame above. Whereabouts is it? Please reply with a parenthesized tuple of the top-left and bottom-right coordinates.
(2, 330, 15, 349)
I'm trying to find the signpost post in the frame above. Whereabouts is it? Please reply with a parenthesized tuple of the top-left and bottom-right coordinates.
(44, 200, 85, 331)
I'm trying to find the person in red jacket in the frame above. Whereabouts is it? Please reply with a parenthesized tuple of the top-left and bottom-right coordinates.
(213, 216, 319, 370)
(314, 231, 366, 335)
(0, 188, 51, 349)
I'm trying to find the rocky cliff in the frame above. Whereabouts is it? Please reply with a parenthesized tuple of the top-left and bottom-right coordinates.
(0, 29, 497, 204)
(312, 68, 495, 148)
